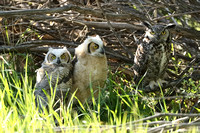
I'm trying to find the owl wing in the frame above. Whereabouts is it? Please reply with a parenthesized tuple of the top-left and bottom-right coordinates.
(132, 42, 150, 83)
(35, 63, 73, 109)
(35, 63, 73, 90)
(35, 64, 56, 86)
(35, 65, 50, 84)
(36, 68, 44, 84)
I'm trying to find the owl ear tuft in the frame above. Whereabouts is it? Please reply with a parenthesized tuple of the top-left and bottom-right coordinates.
(95, 35, 100, 38)
(142, 21, 152, 29)
(87, 36, 92, 40)
(48, 47, 53, 51)
(165, 23, 176, 29)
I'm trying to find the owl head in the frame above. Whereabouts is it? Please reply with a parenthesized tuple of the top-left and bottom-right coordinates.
(75, 35, 105, 57)
(45, 47, 71, 65)
(143, 21, 176, 43)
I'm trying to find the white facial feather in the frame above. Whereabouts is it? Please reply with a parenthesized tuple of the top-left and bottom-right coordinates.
(45, 47, 71, 64)
(75, 35, 104, 57)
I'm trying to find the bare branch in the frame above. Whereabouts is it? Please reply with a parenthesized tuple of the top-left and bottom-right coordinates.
(153, 10, 200, 21)
(95, 0, 134, 58)
(0, 4, 145, 21)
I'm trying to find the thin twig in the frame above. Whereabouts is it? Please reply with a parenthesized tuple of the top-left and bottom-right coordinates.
(129, 113, 200, 124)
(153, 10, 200, 21)
(178, 58, 197, 78)
(95, 0, 134, 59)
(0, 41, 133, 63)
(151, 122, 200, 133)
(50, 114, 200, 132)
(147, 117, 189, 133)
(142, 94, 200, 101)
(0, 4, 144, 21)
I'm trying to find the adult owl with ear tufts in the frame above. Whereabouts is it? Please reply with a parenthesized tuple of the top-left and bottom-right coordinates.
(131, 21, 176, 89)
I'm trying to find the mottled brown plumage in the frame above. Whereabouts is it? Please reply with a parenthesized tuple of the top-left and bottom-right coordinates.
(132, 21, 176, 88)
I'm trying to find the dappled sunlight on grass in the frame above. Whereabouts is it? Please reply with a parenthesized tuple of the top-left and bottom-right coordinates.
(0, 54, 199, 132)
(0, 56, 150, 132)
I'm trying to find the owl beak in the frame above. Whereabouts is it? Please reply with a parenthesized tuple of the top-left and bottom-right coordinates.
(57, 58, 61, 64)
(100, 48, 105, 55)
(151, 35, 160, 42)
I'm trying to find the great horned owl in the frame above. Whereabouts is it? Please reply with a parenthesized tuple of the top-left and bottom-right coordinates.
(34, 47, 73, 110)
(132, 21, 176, 89)
(68, 35, 107, 105)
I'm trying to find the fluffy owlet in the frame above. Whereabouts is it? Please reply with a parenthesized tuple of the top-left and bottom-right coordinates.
(132, 21, 176, 89)
(68, 35, 108, 105)
(34, 47, 73, 110)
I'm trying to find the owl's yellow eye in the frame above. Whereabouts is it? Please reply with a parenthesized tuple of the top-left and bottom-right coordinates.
(161, 31, 166, 35)
(150, 31, 155, 35)
(93, 44, 99, 49)
(60, 54, 66, 59)
(90, 42, 99, 49)
(51, 55, 56, 60)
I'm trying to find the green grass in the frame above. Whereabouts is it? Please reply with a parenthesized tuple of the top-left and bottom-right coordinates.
(0, 54, 199, 132)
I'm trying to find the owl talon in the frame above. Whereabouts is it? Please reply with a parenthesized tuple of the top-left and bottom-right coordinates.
(149, 80, 157, 89)
(148, 79, 168, 89)
(157, 78, 168, 86)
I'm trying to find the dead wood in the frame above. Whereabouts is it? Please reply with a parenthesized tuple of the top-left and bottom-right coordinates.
(0, 0, 200, 114)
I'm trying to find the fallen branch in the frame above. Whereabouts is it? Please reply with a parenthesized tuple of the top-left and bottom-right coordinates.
(147, 117, 190, 133)
(153, 10, 200, 21)
(0, 4, 145, 21)
(51, 113, 200, 132)
(171, 25, 200, 40)
(177, 58, 197, 78)
(0, 40, 133, 63)
(66, 20, 144, 30)
(130, 113, 200, 124)
(19, 40, 79, 47)
(0, 40, 78, 53)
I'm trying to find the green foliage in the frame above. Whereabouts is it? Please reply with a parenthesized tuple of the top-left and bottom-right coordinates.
(0, 55, 146, 132)
(0, 54, 199, 132)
